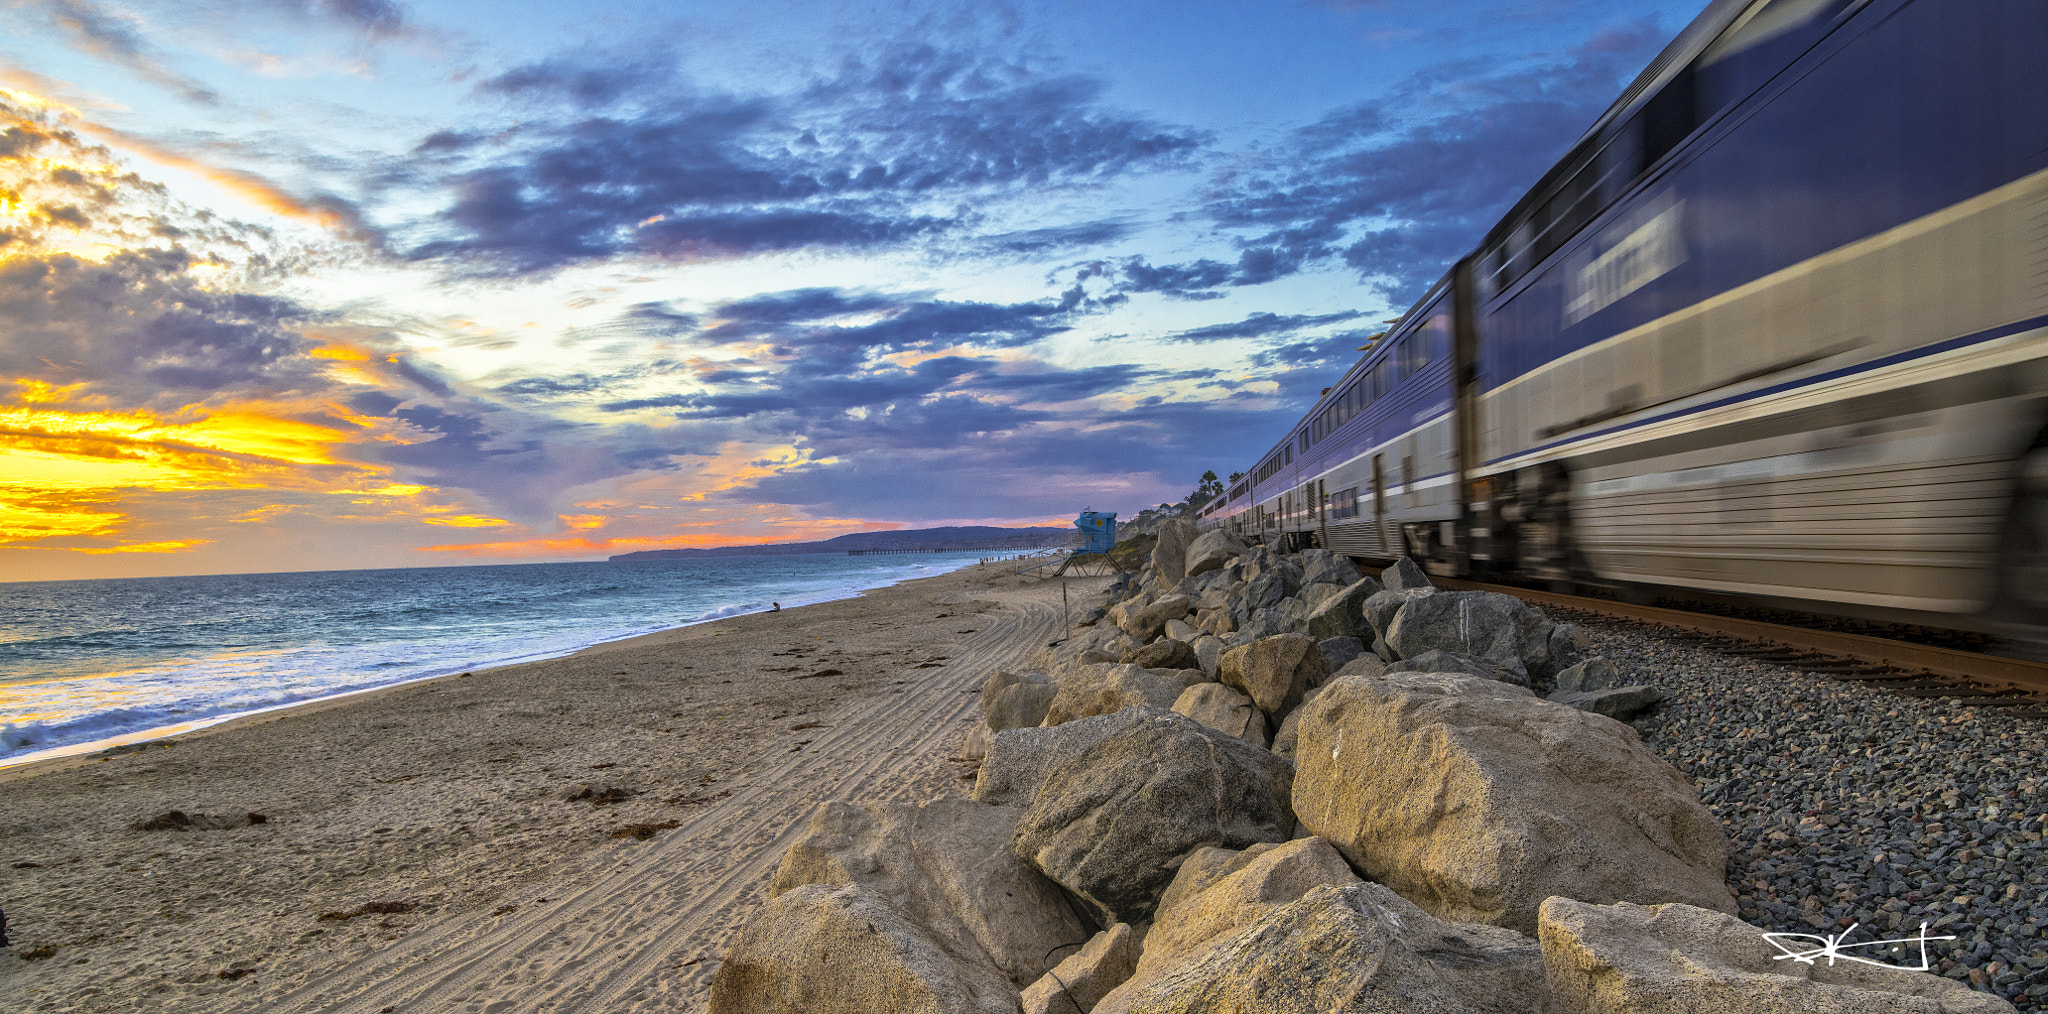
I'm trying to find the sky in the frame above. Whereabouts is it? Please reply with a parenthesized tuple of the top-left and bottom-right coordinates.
(0, 0, 1708, 581)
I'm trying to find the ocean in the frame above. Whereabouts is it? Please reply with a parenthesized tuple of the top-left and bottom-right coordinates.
(0, 552, 997, 767)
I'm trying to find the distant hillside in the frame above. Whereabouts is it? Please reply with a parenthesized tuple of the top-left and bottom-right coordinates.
(608, 525, 1078, 561)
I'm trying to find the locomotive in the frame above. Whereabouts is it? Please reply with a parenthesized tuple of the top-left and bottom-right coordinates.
(1198, 0, 2048, 643)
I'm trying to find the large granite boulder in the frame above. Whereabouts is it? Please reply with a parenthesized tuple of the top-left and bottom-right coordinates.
(1296, 581, 1344, 612)
(1183, 529, 1247, 579)
(1171, 682, 1269, 748)
(1021, 923, 1141, 1014)
(1553, 657, 1623, 693)
(1096, 880, 1546, 1014)
(1385, 647, 1532, 688)
(1549, 685, 1666, 721)
(973, 709, 1158, 806)
(1268, 684, 1328, 763)
(1363, 586, 1435, 641)
(1012, 708, 1295, 925)
(1539, 897, 2016, 1014)
(1381, 556, 1432, 590)
(1121, 594, 1192, 642)
(1191, 634, 1226, 680)
(1041, 663, 1201, 727)
(1218, 632, 1331, 717)
(1298, 549, 1364, 589)
(1106, 591, 1155, 634)
(1244, 571, 1290, 611)
(1127, 638, 1198, 671)
(1317, 635, 1366, 671)
(1385, 590, 1554, 673)
(1548, 623, 1595, 674)
(1293, 670, 1734, 935)
(706, 883, 1016, 1014)
(1151, 519, 1200, 583)
(1304, 576, 1382, 640)
(1123, 837, 1361, 983)
(771, 799, 1090, 988)
(983, 670, 1058, 732)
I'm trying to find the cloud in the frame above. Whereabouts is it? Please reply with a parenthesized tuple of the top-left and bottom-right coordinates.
(1109, 17, 1673, 304)
(1160, 309, 1369, 343)
(401, 44, 1205, 274)
(0, 247, 318, 400)
(13, 0, 222, 104)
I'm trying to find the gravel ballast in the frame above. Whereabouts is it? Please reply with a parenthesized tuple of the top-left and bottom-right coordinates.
(1568, 616, 2048, 1011)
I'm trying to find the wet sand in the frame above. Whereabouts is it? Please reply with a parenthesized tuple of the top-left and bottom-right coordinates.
(0, 562, 1102, 1013)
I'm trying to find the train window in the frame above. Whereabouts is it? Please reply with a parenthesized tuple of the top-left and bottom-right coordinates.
(1641, 64, 1697, 170)
(1371, 360, 1390, 398)
(1329, 486, 1359, 520)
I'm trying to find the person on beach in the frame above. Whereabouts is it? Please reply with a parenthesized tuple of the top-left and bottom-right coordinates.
(770, 602, 780, 612)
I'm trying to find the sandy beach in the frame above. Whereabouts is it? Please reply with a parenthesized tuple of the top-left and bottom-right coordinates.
(1, 562, 1103, 1013)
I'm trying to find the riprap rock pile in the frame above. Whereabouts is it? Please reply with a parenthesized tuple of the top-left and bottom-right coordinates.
(706, 520, 2015, 1013)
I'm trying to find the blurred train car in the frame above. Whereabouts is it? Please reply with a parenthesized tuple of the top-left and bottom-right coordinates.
(1197, 0, 2048, 641)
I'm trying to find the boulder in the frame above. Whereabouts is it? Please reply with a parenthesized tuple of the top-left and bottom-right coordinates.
(1021, 923, 1142, 1014)
(1381, 556, 1432, 591)
(1194, 586, 1234, 612)
(1299, 549, 1365, 589)
(1218, 632, 1331, 717)
(974, 708, 1160, 806)
(1163, 617, 1197, 642)
(1244, 571, 1289, 611)
(1150, 519, 1200, 583)
(1191, 634, 1226, 680)
(1171, 682, 1269, 748)
(1385, 590, 1554, 673)
(1331, 648, 1389, 678)
(1549, 685, 1665, 721)
(1042, 663, 1200, 727)
(1104, 633, 1142, 658)
(1296, 581, 1344, 611)
(706, 883, 1016, 1014)
(1385, 648, 1531, 688)
(1304, 577, 1381, 640)
(1183, 529, 1247, 579)
(1269, 684, 1325, 762)
(1538, 897, 2016, 1014)
(1553, 657, 1623, 693)
(1128, 836, 1361, 980)
(983, 670, 1059, 732)
(1268, 596, 1310, 634)
(1012, 708, 1295, 925)
(1150, 843, 1276, 920)
(1196, 609, 1234, 637)
(1547, 623, 1595, 674)
(1127, 638, 1198, 671)
(1316, 636, 1365, 672)
(1095, 881, 1546, 1014)
(771, 799, 1091, 988)
(1121, 594, 1192, 642)
(1106, 592, 1154, 634)
(1293, 670, 1735, 935)
(1363, 586, 1435, 641)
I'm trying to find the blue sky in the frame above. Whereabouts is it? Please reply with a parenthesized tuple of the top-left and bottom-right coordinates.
(0, 0, 1705, 578)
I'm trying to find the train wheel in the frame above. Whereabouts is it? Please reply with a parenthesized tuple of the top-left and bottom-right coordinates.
(1993, 444, 2048, 642)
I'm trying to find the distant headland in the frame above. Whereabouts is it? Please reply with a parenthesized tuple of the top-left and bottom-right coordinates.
(606, 525, 1079, 561)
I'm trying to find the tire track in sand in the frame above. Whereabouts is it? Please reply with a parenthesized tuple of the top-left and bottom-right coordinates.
(262, 590, 1064, 1014)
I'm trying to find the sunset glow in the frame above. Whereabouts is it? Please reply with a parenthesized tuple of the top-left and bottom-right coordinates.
(0, 0, 1700, 580)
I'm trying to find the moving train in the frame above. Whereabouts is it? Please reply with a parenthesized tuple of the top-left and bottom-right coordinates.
(1197, 0, 2048, 642)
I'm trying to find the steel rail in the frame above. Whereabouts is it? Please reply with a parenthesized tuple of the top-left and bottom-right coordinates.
(1433, 577, 2048, 698)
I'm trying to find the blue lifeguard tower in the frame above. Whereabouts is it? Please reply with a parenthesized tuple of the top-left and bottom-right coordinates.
(1076, 511, 1117, 554)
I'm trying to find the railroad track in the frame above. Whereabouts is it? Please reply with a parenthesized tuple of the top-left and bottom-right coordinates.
(1436, 578, 2048, 720)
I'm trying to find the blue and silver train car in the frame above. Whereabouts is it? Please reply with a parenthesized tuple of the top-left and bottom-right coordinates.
(1200, 0, 2048, 638)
